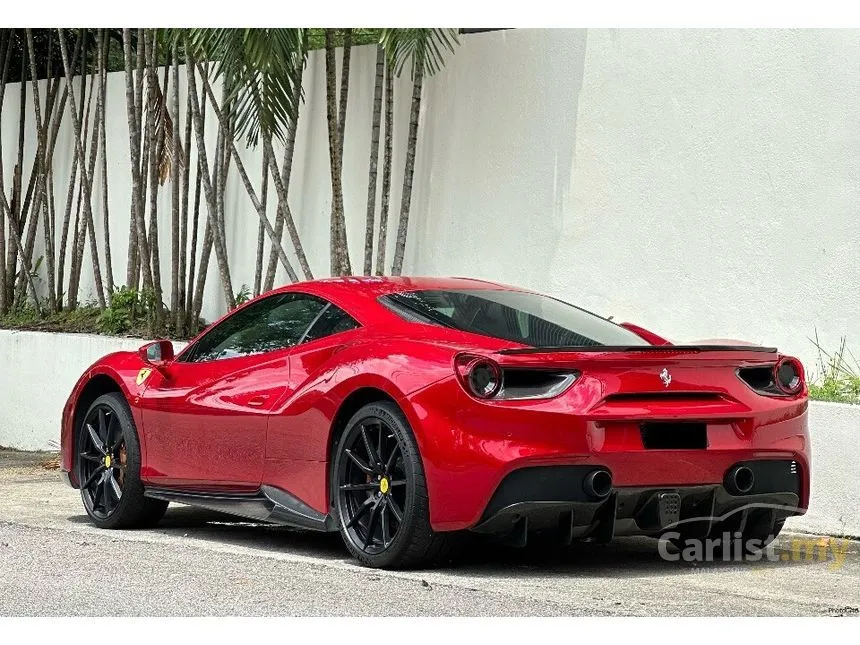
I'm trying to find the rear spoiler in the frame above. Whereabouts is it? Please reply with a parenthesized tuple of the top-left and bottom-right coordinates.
(497, 345, 778, 355)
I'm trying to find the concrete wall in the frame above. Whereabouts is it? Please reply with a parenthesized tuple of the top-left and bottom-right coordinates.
(0, 329, 856, 537)
(1, 30, 858, 371)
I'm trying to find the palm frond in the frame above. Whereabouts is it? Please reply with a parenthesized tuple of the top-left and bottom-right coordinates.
(146, 81, 183, 185)
(380, 28, 459, 79)
(174, 28, 306, 145)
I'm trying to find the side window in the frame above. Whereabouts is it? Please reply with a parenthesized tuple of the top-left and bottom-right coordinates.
(185, 294, 327, 362)
(302, 304, 359, 344)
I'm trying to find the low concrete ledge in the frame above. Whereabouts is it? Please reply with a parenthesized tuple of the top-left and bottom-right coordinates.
(1, 329, 857, 537)
(786, 401, 859, 538)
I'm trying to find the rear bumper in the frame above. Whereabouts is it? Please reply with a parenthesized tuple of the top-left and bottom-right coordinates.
(471, 461, 802, 542)
(403, 378, 811, 532)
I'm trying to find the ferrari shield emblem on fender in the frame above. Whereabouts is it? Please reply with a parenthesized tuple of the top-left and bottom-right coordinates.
(136, 367, 152, 386)
(659, 368, 672, 388)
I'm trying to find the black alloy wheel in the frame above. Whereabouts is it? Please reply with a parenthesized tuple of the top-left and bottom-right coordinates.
(332, 401, 455, 569)
(337, 415, 407, 555)
(76, 393, 168, 529)
(79, 402, 126, 519)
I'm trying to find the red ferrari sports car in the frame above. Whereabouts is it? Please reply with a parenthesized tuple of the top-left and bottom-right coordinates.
(60, 277, 810, 568)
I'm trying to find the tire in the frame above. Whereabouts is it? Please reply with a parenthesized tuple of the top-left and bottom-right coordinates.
(76, 392, 168, 529)
(331, 401, 456, 569)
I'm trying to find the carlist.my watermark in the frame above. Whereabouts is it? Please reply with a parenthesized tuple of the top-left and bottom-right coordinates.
(658, 531, 851, 570)
(656, 503, 852, 571)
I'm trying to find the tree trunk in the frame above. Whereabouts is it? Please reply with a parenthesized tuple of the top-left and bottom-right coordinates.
(261, 136, 305, 283)
(184, 68, 207, 333)
(197, 68, 299, 286)
(0, 34, 39, 312)
(185, 54, 236, 311)
(0, 191, 41, 313)
(22, 30, 57, 311)
(122, 28, 152, 293)
(391, 66, 423, 276)
(58, 28, 106, 309)
(176, 64, 193, 334)
(6, 54, 25, 309)
(56, 142, 79, 309)
(170, 39, 181, 328)
(363, 44, 384, 275)
(263, 69, 309, 290)
(0, 31, 9, 314)
(375, 60, 394, 276)
(191, 218, 213, 329)
(337, 28, 352, 164)
(325, 30, 350, 276)
(98, 30, 114, 300)
(253, 143, 270, 297)
(64, 37, 93, 311)
(144, 31, 164, 329)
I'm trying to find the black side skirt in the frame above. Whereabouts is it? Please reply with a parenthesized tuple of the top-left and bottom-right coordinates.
(144, 485, 336, 532)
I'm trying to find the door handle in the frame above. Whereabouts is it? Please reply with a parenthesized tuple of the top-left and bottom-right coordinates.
(247, 395, 269, 407)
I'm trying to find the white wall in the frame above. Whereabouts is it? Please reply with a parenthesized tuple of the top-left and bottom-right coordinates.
(0, 329, 150, 450)
(0, 329, 856, 537)
(1, 29, 859, 372)
(790, 401, 860, 537)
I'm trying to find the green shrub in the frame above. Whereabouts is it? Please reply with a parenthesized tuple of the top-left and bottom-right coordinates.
(808, 334, 860, 404)
(97, 286, 156, 335)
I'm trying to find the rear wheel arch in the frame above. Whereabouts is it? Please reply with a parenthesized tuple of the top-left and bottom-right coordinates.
(328, 387, 399, 465)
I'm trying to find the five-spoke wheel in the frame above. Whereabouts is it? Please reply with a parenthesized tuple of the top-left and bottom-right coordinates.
(76, 392, 167, 529)
(79, 403, 127, 519)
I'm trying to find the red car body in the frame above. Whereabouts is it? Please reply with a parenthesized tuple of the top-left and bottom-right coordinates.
(61, 277, 809, 543)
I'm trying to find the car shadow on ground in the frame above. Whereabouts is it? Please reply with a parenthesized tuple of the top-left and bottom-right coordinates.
(67, 504, 856, 579)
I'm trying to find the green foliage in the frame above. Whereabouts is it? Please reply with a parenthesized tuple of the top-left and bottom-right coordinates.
(176, 28, 306, 146)
(306, 28, 379, 51)
(0, 305, 101, 335)
(235, 284, 252, 306)
(97, 286, 156, 335)
(380, 28, 459, 79)
(808, 334, 860, 404)
(97, 306, 131, 335)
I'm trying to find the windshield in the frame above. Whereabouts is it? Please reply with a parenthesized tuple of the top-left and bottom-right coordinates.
(380, 289, 650, 348)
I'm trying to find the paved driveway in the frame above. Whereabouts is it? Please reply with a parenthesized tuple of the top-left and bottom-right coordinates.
(0, 450, 857, 616)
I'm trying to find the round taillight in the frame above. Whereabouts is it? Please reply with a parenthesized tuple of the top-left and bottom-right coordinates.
(468, 360, 502, 399)
(455, 354, 503, 399)
(774, 358, 803, 395)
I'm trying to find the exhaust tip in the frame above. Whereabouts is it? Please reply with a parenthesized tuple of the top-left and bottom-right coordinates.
(727, 465, 755, 495)
(583, 469, 613, 499)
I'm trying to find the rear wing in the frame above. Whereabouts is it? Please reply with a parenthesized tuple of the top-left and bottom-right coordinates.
(497, 345, 778, 355)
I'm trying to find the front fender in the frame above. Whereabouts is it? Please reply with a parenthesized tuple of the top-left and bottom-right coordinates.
(60, 351, 153, 480)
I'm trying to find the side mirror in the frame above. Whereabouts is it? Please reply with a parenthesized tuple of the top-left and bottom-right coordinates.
(138, 340, 175, 366)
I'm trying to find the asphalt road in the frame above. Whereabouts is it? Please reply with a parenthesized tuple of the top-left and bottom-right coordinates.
(0, 450, 858, 617)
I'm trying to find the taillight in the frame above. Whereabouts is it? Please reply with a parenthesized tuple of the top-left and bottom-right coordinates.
(774, 358, 804, 395)
(737, 357, 805, 397)
(454, 353, 579, 401)
(455, 354, 503, 399)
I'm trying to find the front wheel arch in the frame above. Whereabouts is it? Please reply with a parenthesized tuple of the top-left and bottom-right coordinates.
(70, 375, 123, 487)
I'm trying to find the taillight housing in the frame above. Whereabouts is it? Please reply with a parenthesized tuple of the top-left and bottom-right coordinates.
(454, 353, 579, 401)
(774, 357, 804, 395)
(455, 354, 503, 399)
(737, 357, 805, 397)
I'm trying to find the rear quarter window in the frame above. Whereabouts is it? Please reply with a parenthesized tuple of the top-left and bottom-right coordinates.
(380, 289, 648, 348)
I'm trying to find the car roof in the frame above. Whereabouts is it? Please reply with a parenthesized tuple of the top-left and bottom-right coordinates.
(276, 275, 516, 296)
(264, 276, 525, 327)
